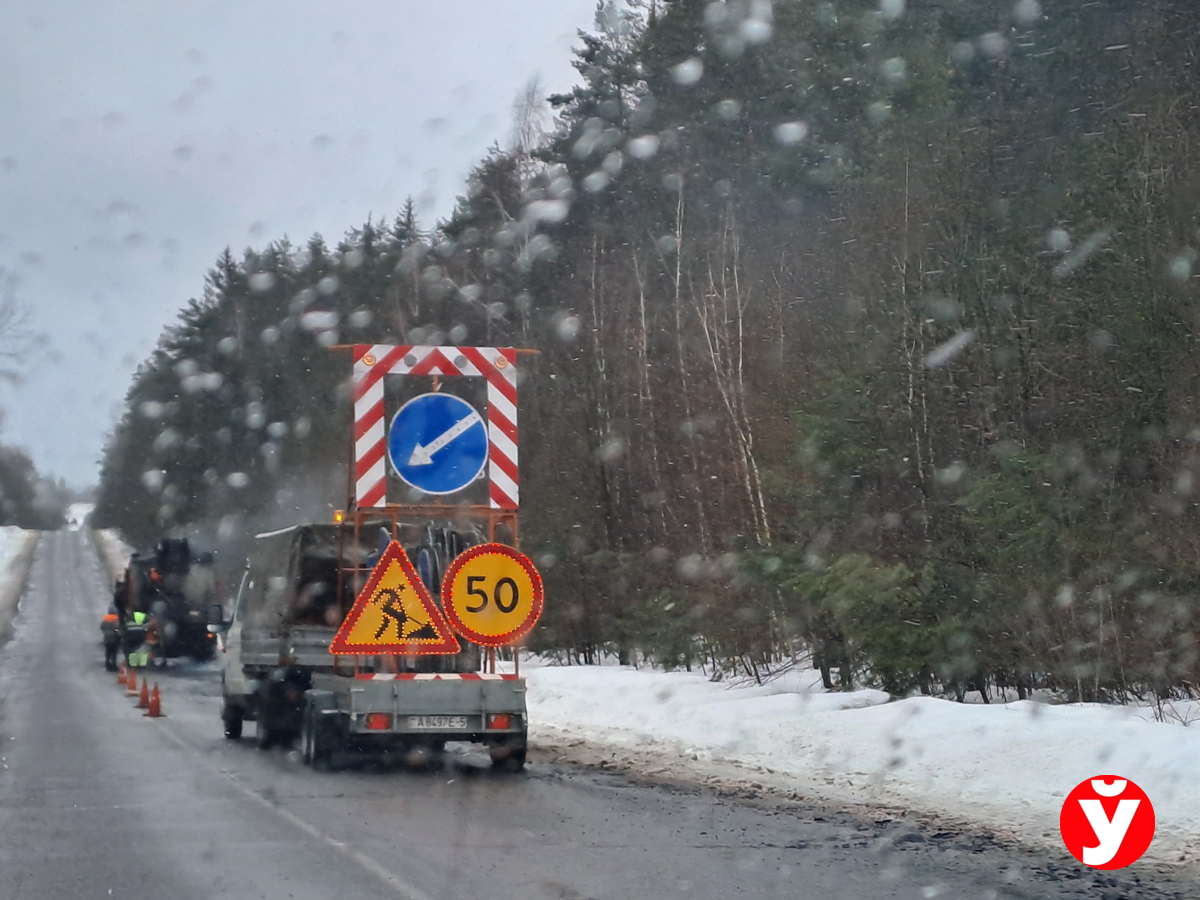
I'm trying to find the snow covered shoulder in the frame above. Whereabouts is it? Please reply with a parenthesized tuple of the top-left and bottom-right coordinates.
(0, 526, 40, 641)
(525, 662, 1199, 869)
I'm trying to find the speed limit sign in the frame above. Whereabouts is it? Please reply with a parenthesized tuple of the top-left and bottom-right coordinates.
(441, 543, 544, 646)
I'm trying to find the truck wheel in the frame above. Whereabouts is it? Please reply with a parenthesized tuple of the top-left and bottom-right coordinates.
(256, 720, 274, 750)
(222, 702, 244, 740)
(301, 705, 333, 769)
(490, 730, 528, 772)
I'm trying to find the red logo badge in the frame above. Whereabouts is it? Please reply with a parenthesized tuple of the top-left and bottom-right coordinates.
(1059, 776, 1155, 869)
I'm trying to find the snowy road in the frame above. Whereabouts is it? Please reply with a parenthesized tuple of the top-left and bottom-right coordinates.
(0, 529, 1189, 899)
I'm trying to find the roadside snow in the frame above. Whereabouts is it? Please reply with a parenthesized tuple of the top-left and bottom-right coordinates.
(66, 502, 94, 530)
(524, 662, 1199, 868)
(0, 526, 40, 640)
(93, 527, 133, 581)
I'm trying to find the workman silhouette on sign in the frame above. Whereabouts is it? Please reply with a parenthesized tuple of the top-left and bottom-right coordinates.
(373, 587, 438, 641)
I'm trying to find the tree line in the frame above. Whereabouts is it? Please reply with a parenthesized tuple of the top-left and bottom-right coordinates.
(95, 0, 1200, 702)
(0, 270, 69, 530)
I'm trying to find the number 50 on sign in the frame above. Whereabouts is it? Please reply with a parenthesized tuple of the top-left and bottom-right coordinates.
(441, 543, 544, 646)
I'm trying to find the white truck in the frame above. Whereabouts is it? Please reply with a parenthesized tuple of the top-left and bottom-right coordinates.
(215, 521, 528, 769)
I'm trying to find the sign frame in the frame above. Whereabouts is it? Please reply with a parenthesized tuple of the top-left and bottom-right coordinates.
(352, 345, 520, 510)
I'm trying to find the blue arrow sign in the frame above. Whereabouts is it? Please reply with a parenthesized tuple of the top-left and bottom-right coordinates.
(387, 393, 488, 495)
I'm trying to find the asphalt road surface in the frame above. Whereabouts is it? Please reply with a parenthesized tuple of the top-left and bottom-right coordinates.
(0, 530, 1191, 900)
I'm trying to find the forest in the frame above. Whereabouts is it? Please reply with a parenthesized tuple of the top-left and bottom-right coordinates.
(93, 0, 1200, 703)
(0, 272, 70, 530)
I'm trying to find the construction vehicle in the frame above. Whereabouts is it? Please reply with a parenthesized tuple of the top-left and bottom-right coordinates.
(215, 517, 528, 768)
(215, 342, 537, 769)
(107, 539, 220, 667)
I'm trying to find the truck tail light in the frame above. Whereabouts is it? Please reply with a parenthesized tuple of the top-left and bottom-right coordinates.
(364, 713, 393, 730)
(487, 714, 512, 730)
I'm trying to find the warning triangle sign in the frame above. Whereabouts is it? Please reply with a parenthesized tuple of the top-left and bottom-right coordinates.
(329, 541, 461, 655)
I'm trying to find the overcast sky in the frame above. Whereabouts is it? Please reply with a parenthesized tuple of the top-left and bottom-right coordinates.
(0, 0, 598, 487)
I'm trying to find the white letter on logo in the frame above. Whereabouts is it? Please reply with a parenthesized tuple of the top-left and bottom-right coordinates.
(1079, 798, 1139, 866)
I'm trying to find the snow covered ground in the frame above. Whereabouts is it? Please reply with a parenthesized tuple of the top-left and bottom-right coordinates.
(92, 524, 132, 582)
(522, 661, 1200, 869)
(0, 526, 41, 640)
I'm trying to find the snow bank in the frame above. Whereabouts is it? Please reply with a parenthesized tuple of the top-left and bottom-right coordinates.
(524, 662, 1200, 867)
(92, 527, 133, 581)
(66, 502, 94, 530)
(0, 526, 40, 641)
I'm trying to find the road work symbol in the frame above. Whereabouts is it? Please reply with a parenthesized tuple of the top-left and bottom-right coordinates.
(387, 392, 488, 495)
(330, 541, 461, 655)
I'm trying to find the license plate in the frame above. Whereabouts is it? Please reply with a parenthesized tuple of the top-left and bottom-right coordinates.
(407, 715, 468, 730)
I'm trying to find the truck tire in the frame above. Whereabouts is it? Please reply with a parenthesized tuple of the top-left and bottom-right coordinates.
(222, 702, 244, 740)
(256, 719, 274, 750)
(490, 729, 528, 772)
(301, 704, 333, 769)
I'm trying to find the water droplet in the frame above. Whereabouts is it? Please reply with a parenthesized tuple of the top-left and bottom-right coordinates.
(924, 330, 976, 368)
(773, 121, 809, 146)
(715, 99, 742, 120)
(671, 57, 704, 86)
(596, 436, 626, 463)
(1046, 227, 1071, 252)
(1013, 0, 1041, 25)
(1166, 250, 1195, 282)
(583, 171, 610, 192)
(300, 310, 338, 332)
(979, 32, 1008, 57)
(555, 313, 581, 342)
(880, 57, 907, 85)
(249, 271, 275, 292)
(627, 134, 660, 160)
(951, 41, 975, 64)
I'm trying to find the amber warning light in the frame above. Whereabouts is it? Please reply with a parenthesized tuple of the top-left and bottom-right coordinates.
(333, 509, 345, 524)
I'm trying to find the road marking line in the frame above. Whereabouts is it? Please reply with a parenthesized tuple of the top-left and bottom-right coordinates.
(151, 723, 435, 900)
(71, 534, 432, 900)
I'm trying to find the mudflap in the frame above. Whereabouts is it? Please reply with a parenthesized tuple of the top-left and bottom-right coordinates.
(257, 667, 312, 746)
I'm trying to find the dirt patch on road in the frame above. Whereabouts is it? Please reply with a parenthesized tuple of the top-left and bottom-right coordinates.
(530, 725, 1199, 890)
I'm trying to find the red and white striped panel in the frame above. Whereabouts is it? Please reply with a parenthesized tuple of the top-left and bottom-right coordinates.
(352, 344, 518, 510)
(353, 672, 520, 681)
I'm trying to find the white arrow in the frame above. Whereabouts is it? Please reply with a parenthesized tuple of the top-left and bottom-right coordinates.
(407, 410, 483, 466)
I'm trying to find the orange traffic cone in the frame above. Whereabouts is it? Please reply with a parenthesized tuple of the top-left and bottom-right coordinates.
(144, 683, 164, 718)
(136, 678, 150, 708)
(117, 663, 126, 686)
(125, 670, 139, 695)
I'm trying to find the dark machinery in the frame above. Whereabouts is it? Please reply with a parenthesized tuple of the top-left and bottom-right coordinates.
(103, 538, 220, 668)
